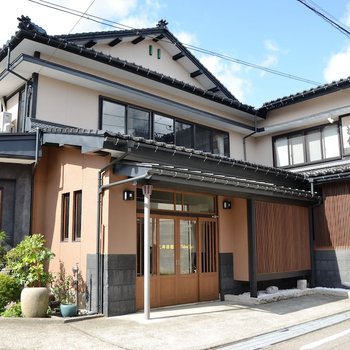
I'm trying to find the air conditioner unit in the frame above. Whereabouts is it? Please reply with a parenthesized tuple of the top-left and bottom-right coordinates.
(0, 112, 12, 132)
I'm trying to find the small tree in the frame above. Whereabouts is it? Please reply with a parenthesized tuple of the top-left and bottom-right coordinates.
(5, 234, 55, 287)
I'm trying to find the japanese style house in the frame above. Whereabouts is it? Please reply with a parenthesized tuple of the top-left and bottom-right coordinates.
(0, 16, 348, 316)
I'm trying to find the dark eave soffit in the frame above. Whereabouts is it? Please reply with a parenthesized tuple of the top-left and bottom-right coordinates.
(108, 38, 122, 47)
(153, 34, 165, 42)
(84, 40, 96, 48)
(190, 70, 203, 78)
(173, 52, 185, 61)
(132, 36, 145, 44)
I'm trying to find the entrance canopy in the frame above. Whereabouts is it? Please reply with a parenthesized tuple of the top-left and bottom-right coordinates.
(40, 128, 319, 203)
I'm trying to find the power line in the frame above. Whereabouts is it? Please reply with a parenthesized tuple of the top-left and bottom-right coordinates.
(296, 0, 350, 39)
(28, 0, 321, 86)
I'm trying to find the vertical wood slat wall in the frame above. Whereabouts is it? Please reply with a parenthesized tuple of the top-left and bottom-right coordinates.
(314, 181, 350, 248)
(201, 221, 217, 273)
(255, 201, 310, 274)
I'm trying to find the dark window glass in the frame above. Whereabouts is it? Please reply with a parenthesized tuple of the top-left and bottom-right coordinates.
(137, 189, 215, 214)
(175, 121, 193, 148)
(137, 189, 174, 210)
(100, 98, 230, 156)
(127, 107, 150, 138)
(154, 114, 174, 144)
(73, 191, 82, 241)
(183, 194, 215, 213)
(102, 100, 125, 133)
(61, 193, 70, 241)
(195, 126, 212, 153)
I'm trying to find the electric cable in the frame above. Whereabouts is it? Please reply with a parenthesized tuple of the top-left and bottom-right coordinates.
(28, 0, 321, 86)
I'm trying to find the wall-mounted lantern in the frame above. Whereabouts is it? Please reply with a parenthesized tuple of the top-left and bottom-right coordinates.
(123, 190, 135, 201)
(223, 200, 232, 209)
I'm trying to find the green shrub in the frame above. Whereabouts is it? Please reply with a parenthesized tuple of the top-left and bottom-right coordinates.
(0, 231, 7, 270)
(1, 301, 22, 317)
(0, 274, 21, 311)
(5, 234, 55, 287)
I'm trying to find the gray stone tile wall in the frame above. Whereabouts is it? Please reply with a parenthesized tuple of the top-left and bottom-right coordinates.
(219, 253, 248, 298)
(0, 164, 32, 246)
(314, 249, 350, 288)
(103, 254, 136, 316)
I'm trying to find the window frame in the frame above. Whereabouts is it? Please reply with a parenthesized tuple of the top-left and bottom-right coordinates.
(99, 96, 230, 156)
(137, 189, 216, 215)
(61, 192, 70, 242)
(340, 114, 350, 156)
(272, 123, 341, 168)
(73, 190, 82, 242)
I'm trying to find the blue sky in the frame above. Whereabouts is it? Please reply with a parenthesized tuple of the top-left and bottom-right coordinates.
(2, 0, 350, 107)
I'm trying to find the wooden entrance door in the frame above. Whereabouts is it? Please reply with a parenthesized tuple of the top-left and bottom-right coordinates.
(158, 217, 198, 306)
(136, 215, 218, 309)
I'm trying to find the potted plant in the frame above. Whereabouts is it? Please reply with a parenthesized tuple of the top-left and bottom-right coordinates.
(5, 234, 54, 317)
(51, 262, 77, 317)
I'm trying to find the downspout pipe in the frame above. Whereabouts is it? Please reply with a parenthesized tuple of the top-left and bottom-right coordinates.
(6, 46, 30, 82)
(96, 156, 125, 314)
(95, 153, 151, 315)
(243, 114, 258, 161)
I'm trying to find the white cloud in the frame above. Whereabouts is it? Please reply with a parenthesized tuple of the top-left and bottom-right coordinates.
(0, 0, 164, 47)
(200, 55, 252, 102)
(323, 45, 350, 82)
(264, 39, 279, 52)
(175, 32, 199, 46)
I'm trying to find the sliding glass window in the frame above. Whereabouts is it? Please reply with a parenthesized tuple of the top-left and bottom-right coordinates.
(101, 100, 125, 134)
(100, 97, 229, 156)
(273, 123, 340, 167)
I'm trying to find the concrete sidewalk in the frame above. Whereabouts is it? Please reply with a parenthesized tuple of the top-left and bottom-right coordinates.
(1, 293, 350, 349)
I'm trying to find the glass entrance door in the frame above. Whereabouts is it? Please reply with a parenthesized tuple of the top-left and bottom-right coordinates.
(136, 215, 217, 309)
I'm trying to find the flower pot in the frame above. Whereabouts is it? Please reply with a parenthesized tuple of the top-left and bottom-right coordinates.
(60, 303, 77, 317)
(21, 287, 49, 318)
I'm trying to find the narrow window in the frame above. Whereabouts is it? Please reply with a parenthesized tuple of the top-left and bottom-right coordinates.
(61, 193, 70, 241)
(149, 45, 153, 56)
(157, 48, 161, 59)
(73, 190, 82, 241)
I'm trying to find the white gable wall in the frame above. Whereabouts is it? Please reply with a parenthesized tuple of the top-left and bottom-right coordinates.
(94, 40, 204, 89)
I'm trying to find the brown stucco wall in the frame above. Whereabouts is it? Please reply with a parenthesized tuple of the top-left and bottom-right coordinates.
(218, 196, 249, 281)
(32, 146, 108, 279)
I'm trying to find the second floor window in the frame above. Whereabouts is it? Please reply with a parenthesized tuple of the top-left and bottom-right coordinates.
(100, 97, 229, 156)
(274, 123, 340, 167)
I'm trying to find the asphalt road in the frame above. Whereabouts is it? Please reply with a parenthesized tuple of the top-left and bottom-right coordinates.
(266, 319, 350, 350)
